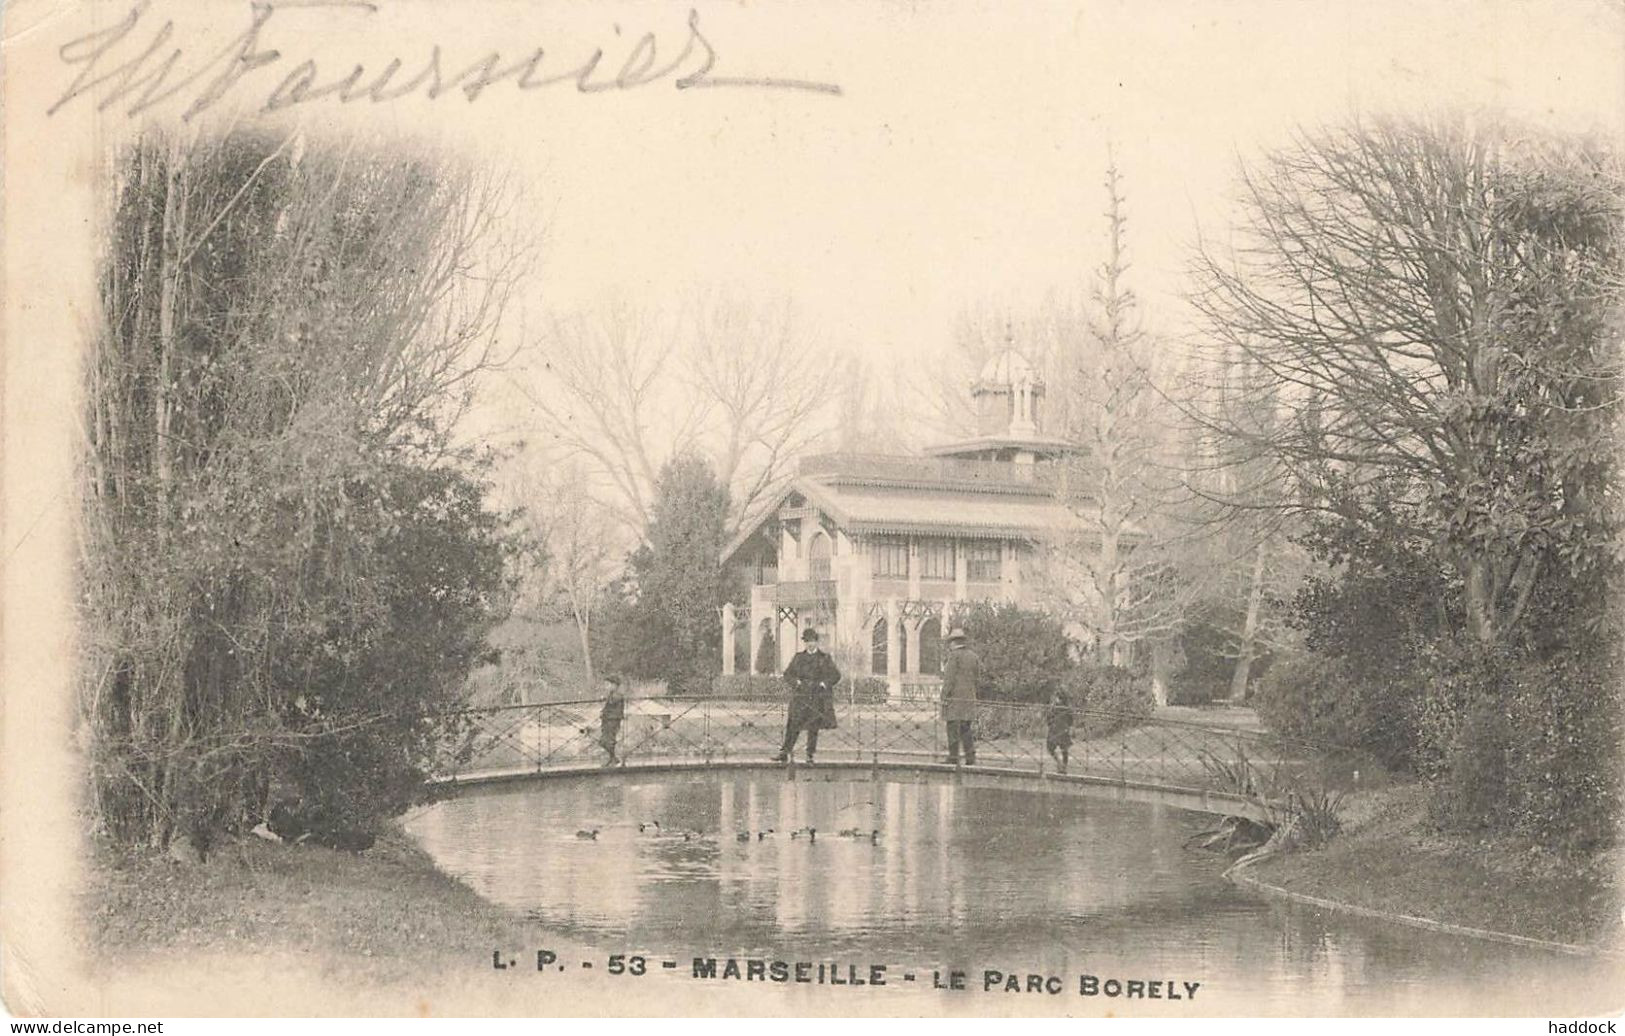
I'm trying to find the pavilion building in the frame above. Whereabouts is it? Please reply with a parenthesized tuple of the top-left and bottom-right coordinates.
(720, 350, 1093, 699)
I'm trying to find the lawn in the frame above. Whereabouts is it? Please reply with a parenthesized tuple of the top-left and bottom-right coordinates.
(82, 825, 544, 988)
(1244, 781, 1624, 949)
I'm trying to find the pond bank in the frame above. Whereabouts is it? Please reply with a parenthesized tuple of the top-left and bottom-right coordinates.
(1238, 781, 1623, 952)
(83, 822, 545, 987)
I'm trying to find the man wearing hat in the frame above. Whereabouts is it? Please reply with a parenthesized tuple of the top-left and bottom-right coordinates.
(597, 673, 627, 767)
(940, 626, 980, 765)
(774, 627, 842, 764)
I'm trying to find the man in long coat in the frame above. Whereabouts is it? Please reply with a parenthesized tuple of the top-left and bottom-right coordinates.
(940, 626, 980, 765)
(774, 627, 841, 764)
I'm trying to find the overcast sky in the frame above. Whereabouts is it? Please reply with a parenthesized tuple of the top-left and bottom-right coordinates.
(30, 0, 1624, 436)
(443, 0, 1625, 370)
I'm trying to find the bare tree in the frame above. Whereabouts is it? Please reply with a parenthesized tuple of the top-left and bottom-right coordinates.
(825, 354, 913, 452)
(1165, 348, 1312, 699)
(520, 294, 830, 542)
(518, 298, 698, 535)
(1187, 115, 1623, 646)
(1045, 159, 1190, 670)
(525, 460, 619, 684)
(687, 295, 829, 535)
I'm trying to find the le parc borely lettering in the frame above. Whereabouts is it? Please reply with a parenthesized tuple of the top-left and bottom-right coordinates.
(496, 949, 1203, 1001)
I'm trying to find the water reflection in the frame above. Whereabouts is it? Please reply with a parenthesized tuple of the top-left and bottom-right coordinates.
(406, 771, 1619, 1014)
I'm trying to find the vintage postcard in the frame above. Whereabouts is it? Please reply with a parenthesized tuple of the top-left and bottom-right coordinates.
(3, 0, 1624, 1020)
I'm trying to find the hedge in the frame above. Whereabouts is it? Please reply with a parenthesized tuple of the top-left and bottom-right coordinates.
(708, 673, 889, 703)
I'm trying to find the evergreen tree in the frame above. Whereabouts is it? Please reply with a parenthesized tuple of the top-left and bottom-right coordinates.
(595, 453, 734, 693)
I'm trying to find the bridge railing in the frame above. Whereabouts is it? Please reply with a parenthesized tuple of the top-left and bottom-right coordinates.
(432, 695, 1355, 803)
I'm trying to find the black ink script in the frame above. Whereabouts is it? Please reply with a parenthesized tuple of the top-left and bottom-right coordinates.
(49, 0, 843, 120)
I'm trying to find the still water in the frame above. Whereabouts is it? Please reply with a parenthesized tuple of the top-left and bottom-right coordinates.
(406, 771, 1619, 1014)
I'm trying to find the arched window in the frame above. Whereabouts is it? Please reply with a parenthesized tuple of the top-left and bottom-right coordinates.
(919, 617, 942, 675)
(754, 546, 778, 586)
(755, 620, 777, 675)
(871, 619, 888, 675)
(809, 532, 832, 580)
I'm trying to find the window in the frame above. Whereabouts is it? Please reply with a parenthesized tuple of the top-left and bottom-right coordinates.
(966, 541, 1001, 582)
(809, 532, 832, 580)
(918, 617, 942, 675)
(754, 547, 778, 586)
(871, 537, 908, 578)
(871, 619, 889, 675)
(918, 538, 956, 581)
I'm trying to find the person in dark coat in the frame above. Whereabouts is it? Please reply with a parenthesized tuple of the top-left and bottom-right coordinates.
(774, 627, 841, 764)
(1044, 687, 1074, 773)
(940, 626, 980, 765)
(598, 673, 626, 767)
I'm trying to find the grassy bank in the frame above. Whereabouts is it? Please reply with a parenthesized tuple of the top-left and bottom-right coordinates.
(1245, 781, 1624, 949)
(82, 823, 545, 987)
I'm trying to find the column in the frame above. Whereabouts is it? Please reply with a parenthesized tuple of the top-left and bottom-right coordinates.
(954, 540, 968, 601)
(885, 599, 901, 693)
(778, 608, 798, 671)
(906, 539, 921, 600)
(721, 602, 737, 676)
(1007, 541, 1022, 604)
(905, 618, 921, 675)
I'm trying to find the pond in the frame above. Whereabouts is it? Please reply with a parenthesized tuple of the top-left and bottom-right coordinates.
(405, 770, 1618, 1015)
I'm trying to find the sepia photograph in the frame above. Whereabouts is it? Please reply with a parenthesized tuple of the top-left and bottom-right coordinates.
(2, 0, 1623, 1021)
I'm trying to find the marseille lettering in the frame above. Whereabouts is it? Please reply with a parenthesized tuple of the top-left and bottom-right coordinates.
(692, 958, 888, 986)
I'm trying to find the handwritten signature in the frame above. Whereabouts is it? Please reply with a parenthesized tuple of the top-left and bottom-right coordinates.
(49, 0, 843, 120)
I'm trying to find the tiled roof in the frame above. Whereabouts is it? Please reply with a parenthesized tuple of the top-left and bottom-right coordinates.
(720, 456, 1135, 563)
(796, 479, 1081, 539)
(923, 435, 1075, 458)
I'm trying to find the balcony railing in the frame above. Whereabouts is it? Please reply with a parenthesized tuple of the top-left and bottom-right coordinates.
(771, 579, 837, 605)
(797, 452, 1060, 492)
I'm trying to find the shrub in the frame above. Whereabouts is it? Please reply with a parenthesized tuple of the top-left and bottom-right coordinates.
(707, 673, 888, 704)
(1063, 664, 1154, 736)
(1282, 776, 1349, 849)
(958, 602, 1075, 703)
(843, 676, 889, 704)
(707, 674, 787, 700)
(1251, 652, 1421, 769)
(1195, 742, 1275, 801)
(1166, 604, 1271, 706)
(1430, 643, 1623, 851)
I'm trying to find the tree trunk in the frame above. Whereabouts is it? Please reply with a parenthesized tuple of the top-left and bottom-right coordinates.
(155, 142, 186, 489)
(1098, 526, 1120, 665)
(575, 607, 595, 686)
(1229, 542, 1268, 701)
(1461, 555, 1499, 645)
